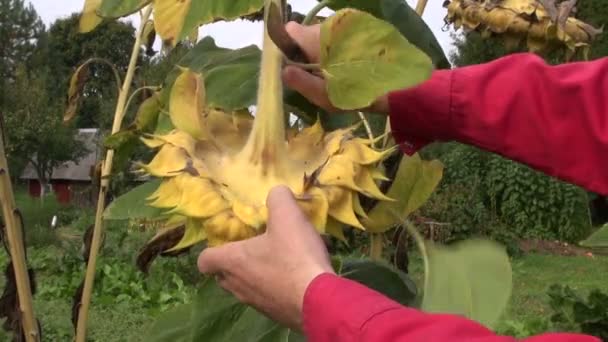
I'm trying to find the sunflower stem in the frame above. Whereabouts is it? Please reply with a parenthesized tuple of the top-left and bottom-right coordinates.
(369, 233, 384, 261)
(415, 0, 429, 16)
(0, 115, 40, 341)
(241, 0, 287, 168)
(303, 0, 329, 25)
(75, 6, 153, 342)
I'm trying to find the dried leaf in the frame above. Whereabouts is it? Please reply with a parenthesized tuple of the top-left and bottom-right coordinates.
(136, 225, 188, 274)
(153, 0, 193, 46)
(169, 68, 208, 139)
(64, 63, 90, 123)
(79, 0, 103, 33)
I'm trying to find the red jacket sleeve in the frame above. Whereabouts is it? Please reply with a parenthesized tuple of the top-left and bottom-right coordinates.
(302, 273, 600, 342)
(388, 52, 608, 195)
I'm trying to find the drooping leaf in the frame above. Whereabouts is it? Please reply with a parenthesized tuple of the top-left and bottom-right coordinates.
(326, 0, 450, 69)
(363, 153, 443, 233)
(164, 37, 261, 111)
(170, 68, 207, 139)
(166, 218, 207, 252)
(579, 224, 608, 248)
(137, 225, 188, 274)
(79, 0, 103, 33)
(179, 0, 265, 41)
(340, 257, 418, 306)
(146, 303, 194, 342)
(320, 9, 433, 110)
(103, 180, 166, 220)
(421, 239, 512, 328)
(104, 130, 138, 150)
(99, 0, 151, 19)
(134, 91, 162, 133)
(142, 19, 157, 54)
(153, 0, 193, 46)
(64, 63, 91, 123)
(189, 278, 305, 342)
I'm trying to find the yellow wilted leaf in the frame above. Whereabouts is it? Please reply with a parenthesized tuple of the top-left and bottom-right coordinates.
(363, 154, 443, 233)
(79, 0, 103, 33)
(169, 68, 208, 139)
(153, 0, 192, 46)
(64, 63, 90, 123)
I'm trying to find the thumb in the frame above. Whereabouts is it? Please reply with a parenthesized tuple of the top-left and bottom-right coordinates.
(282, 66, 338, 113)
(265, 185, 309, 234)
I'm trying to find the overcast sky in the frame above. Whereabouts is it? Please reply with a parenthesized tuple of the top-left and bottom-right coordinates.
(28, 0, 456, 56)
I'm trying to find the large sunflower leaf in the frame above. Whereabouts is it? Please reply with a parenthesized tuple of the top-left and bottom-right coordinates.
(99, 0, 151, 18)
(421, 239, 513, 328)
(163, 37, 261, 111)
(180, 0, 265, 41)
(320, 9, 433, 110)
(79, 0, 103, 33)
(103, 180, 165, 220)
(325, 0, 450, 69)
(363, 153, 443, 233)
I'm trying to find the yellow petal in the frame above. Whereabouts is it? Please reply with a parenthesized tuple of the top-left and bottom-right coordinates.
(297, 187, 329, 233)
(356, 167, 395, 202)
(140, 144, 189, 177)
(232, 198, 267, 229)
(148, 177, 183, 209)
(324, 186, 364, 230)
(166, 218, 207, 252)
(204, 211, 256, 246)
(353, 193, 368, 218)
(341, 139, 395, 165)
(169, 68, 208, 140)
(325, 217, 347, 243)
(171, 175, 230, 218)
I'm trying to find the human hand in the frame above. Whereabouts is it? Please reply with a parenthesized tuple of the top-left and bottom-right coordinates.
(197, 186, 336, 331)
(282, 22, 390, 114)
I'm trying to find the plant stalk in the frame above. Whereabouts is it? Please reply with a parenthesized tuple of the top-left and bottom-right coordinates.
(82, 57, 124, 97)
(369, 233, 384, 261)
(75, 6, 153, 342)
(303, 0, 329, 25)
(0, 116, 39, 341)
(415, 0, 429, 16)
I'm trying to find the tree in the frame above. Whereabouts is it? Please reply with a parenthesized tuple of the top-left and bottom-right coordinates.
(45, 13, 140, 129)
(3, 65, 88, 199)
(0, 0, 44, 107)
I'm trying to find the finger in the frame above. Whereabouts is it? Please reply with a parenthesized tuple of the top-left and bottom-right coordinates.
(285, 22, 320, 62)
(197, 246, 229, 275)
(282, 66, 337, 112)
(265, 185, 311, 234)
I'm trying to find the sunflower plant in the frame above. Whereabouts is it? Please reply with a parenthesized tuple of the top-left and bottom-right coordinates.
(59, 0, 514, 340)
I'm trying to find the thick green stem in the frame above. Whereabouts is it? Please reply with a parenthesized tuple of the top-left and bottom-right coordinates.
(0, 117, 39, 341)
(369, 233, 384, 261)
(303, 0, 329, 25)
(75, 6, 153, 342)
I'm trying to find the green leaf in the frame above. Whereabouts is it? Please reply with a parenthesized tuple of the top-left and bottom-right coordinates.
(326, 0, 450, 69)
(146, 303, 194, 342)
(320, 9, 433, 110)
(165, 37, 261, 111)
(340, 258, 418, 306)
(421, 239, 512, 328)
(99, 0, 151, 19)
(134, 92, 161, 133)
(580, 224, 608, 248)
(363, 153, 443, 233)
(180, 0, 265, 41)
(103, 130, 137, 150)
(190, 278, 304, 342)
(103, 180, 166, 220)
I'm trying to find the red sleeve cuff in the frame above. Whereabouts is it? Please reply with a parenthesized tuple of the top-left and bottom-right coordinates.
(302, 273, 403, 341)
(387, 69, 454, 155)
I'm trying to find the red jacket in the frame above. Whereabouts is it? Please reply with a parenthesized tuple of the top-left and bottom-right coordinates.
(302, 53, 606, 341)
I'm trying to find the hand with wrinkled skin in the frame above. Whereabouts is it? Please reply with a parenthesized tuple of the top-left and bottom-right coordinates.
(282, 22, 390, 114)
(197, 186, 335, 331)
